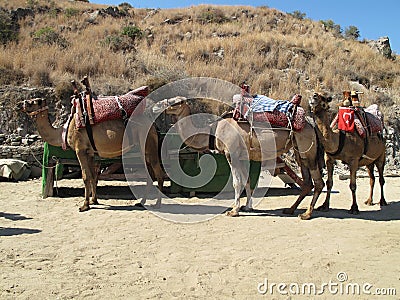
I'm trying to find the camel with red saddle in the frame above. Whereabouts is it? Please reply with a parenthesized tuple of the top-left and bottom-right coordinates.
(17, 78, 165, 212)
(153, 95, 325, 219)
(309, 92, 387, 215)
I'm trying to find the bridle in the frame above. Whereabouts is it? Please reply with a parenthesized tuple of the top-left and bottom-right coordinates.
(23, 100, 49, 118)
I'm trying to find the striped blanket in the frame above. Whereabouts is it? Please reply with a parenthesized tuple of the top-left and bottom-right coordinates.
(233, 94, 305, 131)
(248, 95, 294, 114)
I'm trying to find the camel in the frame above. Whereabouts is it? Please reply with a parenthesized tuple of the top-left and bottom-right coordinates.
(153, 96, 325, 219)
(17, 95, 165, 212)
(309, 92, 387, 214)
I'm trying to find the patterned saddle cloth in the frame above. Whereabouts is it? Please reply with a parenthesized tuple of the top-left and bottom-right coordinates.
(330, 104, 384, 138)
(232, 94, 306, 131)
(74, 86, 148, 129)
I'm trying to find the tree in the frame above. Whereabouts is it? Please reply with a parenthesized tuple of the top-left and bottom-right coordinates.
(0, 10, 18, 45)
(344, 26, 360, 40)
(320, 19, 342, 37)
(289, 10, 306, 20)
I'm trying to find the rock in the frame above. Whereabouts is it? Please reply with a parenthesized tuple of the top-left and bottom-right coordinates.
(367, 36, 393, 59)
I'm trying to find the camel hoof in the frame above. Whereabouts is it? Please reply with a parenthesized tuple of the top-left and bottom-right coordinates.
(148, 203, 161, 209)
(240, 205, 254, 212)
(298, 213, 311, 220)
(134, 203, 144, 208)
(79, 205, 90, 212)
(348, 207, 360, 215)
(226, 210, 239, 217)
(380, 199, 388, 206)
(316, 205, 329, 212)
(282, 208, 295, 215)
(90, 199, 99, 205)
(364, 199, 373, 206)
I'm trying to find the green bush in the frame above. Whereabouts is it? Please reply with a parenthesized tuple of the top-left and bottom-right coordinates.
(65, 8, 80, 18)
(197, 7, 229, 24)
(0, 10, 18, 45)
(289, 10, 306, 20)
(32, 27, 69, 48)
(121, 25, 142, 41)
(320, 19, 342, 36)
(344, 26, 360, 40)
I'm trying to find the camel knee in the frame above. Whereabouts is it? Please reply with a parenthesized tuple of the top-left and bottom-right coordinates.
(314, 180, 325, 193)
(379, 177, 385, 186)
(349, 182, 357, 192)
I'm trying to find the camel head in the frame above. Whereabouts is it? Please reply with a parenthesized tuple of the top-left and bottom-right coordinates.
(16, 98, 49, 117)
(309, 92, 332, 113)
(152, 96, 188, 116)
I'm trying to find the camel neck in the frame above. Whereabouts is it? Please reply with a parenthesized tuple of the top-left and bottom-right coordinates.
(313, 109, 340, 154)
(173, 105, 210, 151)
(34, 112, 63, 147)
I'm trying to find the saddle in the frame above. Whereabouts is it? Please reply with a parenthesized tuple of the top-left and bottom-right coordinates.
(74, 86, 148, 129)
(232, 93, 306, 131)
(330, 104, 384, 138)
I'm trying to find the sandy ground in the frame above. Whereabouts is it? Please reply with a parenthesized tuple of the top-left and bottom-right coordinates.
(1, 175, 399, 299)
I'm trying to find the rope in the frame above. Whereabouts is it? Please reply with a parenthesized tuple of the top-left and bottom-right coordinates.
(28, 144, 59, 194)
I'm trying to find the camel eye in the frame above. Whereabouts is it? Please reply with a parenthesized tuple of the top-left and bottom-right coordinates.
(37, 99, 42, 106)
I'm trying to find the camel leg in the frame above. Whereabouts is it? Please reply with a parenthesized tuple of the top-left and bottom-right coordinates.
(348, 161, 359, 215)
(76, 150, 94, 212)
(317, 155, 334, 212)
(226, 160, 243, 217)
(364, 164, 375, 206)
(299, 168, 325, 220)
(90, 161, 100, 205)
(153, 163, 165, 209)
(283, 165, 313, 216)
(376, 158, 387, 206)
(241, 179, 254, 212)
(140, 175, 151, 207)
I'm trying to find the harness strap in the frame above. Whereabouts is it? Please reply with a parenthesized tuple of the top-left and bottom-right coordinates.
(115, 96, 128, 123)
(26, 106, 49, 117)
(327, 130, 345, 156)
(78, 92, 97, 152)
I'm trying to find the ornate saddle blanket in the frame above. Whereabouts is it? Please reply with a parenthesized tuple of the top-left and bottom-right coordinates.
(330, 104, 383, 138)
(74, 86, 148, 129)
(232, 94, 306, 131)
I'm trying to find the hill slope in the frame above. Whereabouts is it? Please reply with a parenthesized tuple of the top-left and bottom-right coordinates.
(0, 1, 399, 131)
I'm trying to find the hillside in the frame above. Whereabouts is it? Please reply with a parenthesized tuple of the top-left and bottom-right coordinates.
(0, 1, 400, 137)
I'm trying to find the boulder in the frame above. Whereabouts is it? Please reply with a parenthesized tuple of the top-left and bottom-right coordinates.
(367, 36, 393, 59)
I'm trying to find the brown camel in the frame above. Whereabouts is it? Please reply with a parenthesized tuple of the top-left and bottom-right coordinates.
(17, 97, 165, 212)
(153, 96, 325, 219)
(309, 92, 387, 214)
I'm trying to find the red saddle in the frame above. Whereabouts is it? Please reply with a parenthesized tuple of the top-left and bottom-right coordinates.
(74, 86, 148, 129)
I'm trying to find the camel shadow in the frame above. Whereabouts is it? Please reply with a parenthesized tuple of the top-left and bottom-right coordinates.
(242, 201, 400, 221)
(0, 227, 42, 236)
(0, 212, 32, 221)
(55, 185, 138, 200)
(0, 212, 41, 236)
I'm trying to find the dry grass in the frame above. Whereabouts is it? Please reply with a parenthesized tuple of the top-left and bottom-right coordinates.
(0, 0, 399, 106)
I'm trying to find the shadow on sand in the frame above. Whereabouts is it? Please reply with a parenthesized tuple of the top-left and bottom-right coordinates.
(50, 186, 399, 221)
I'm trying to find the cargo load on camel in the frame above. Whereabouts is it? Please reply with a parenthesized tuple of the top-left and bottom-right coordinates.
(330, 91, 384, 138)
(232, 92, 306, 131)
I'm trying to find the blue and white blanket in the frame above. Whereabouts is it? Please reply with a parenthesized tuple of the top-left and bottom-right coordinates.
(250, 95, 294, 114)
